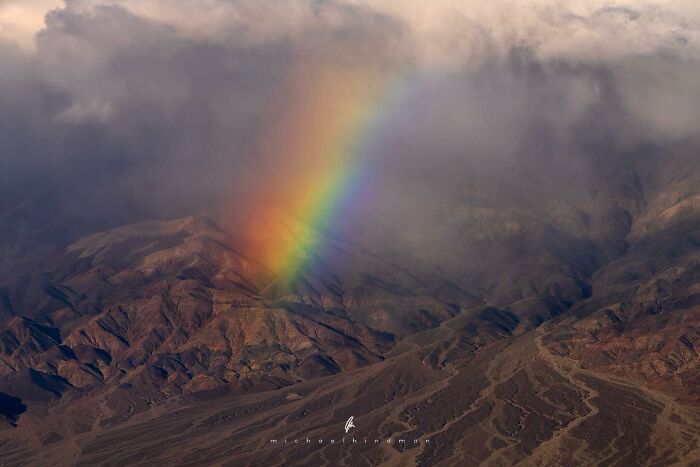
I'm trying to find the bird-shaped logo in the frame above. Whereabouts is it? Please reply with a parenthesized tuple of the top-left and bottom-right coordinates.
(344, 416, 355, 434)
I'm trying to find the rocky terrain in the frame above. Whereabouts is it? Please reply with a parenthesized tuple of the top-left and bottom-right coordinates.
(1, 147, 700, 466)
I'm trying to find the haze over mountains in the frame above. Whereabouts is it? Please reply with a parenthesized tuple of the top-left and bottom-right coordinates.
(2, 143, 700, 465)
(2, 1, 700, 466)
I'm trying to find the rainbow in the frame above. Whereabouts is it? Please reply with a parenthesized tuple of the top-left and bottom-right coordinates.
(244, 63, 413, 282)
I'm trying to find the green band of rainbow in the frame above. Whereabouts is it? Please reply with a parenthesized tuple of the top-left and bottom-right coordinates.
(244, 64, 414, 281)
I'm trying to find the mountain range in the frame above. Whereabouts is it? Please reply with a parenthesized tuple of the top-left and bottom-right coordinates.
(1, 146, 700, 465)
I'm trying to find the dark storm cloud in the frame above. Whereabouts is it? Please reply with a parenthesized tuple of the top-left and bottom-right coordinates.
(3, 3, 287, 224)
(1, 5, 285, 247)
(0, 1, 409, 249)
(1, 0, 699, 255)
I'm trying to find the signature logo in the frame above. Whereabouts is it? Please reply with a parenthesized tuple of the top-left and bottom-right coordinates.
(344, 416, 355, 434)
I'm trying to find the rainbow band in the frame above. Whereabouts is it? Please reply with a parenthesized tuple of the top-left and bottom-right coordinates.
(246, 64, 411, 282)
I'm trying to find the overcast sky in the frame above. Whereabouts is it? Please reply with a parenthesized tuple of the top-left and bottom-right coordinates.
(1, 0, 699, 251)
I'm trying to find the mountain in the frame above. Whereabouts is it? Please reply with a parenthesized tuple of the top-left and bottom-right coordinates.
(1, 146, 700, 466)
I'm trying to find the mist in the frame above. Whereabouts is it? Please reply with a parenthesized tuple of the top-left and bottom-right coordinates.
(1, 0, 699, 259)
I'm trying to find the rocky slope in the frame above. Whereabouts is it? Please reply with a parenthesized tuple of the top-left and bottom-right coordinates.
(1, 146, 700, 465)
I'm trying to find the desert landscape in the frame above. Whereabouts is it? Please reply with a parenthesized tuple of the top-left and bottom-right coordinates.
(2, 1, 700, 466)
(3, 148, 700, 465)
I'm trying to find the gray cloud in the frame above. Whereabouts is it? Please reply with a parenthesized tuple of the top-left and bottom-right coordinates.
(1, 0, 699, 257)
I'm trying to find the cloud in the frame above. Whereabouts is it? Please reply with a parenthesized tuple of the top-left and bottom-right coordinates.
(0, 0, 62, 50)
(55, 98, 113, 124)
(1, 0, 699, 255)
(362, 0, 700, 64)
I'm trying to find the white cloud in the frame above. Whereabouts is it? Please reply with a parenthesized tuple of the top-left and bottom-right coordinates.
(55, 98, 113, 124)
(349, 0, 700, 67)
(5, 1, 700, 63)
(0, 0, 62, 50)
(2, 0, 699, 141)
